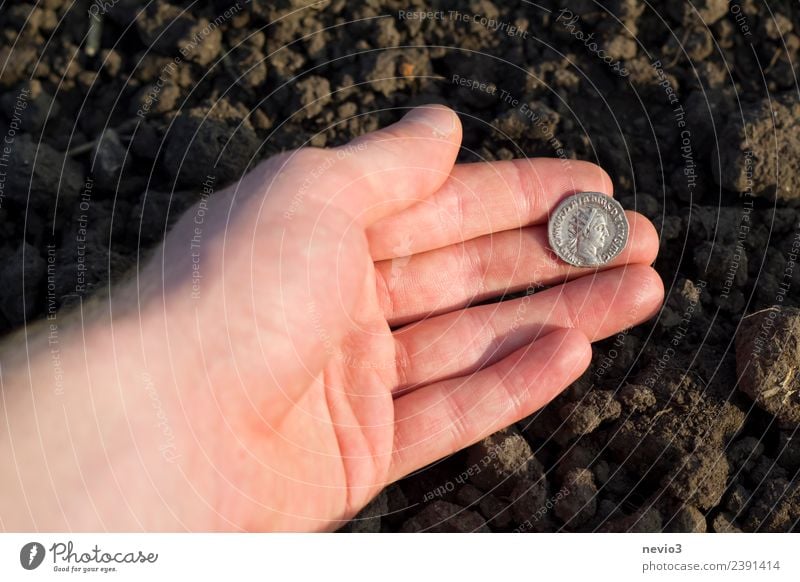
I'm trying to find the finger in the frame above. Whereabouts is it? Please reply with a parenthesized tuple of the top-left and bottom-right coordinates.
(389, 328, 591, 482)
(392, 265, 663, 393)
(367, 157, 613, 260)
(376, 211, 658, 325)
(332, 104, 462, 226)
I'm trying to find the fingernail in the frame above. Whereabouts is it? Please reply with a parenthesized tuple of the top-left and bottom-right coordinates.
(403, 105, 458, 138)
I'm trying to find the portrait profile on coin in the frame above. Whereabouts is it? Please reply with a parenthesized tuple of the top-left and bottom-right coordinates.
(571, 207, 610, 265)
(548, 192, 628, 268)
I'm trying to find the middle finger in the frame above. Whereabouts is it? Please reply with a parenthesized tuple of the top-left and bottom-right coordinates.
(376, 211, 659, 326)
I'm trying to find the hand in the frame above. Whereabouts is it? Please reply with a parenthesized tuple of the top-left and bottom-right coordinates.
(0, 105, 663, 531)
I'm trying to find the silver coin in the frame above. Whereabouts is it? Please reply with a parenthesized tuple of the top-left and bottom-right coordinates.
(547, 192, 629, 267)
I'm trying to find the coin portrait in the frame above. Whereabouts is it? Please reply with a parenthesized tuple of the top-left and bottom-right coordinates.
(547, 192, 629, 267)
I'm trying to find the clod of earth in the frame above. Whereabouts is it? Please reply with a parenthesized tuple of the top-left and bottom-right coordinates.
(736, 307, 800, 428)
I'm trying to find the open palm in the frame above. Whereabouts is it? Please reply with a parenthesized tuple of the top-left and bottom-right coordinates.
(143, 105, 663, 531)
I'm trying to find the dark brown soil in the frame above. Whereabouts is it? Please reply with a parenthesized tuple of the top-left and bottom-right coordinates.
(2, 0, 800, 532)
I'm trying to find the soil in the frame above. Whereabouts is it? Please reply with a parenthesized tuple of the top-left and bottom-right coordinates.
(2, 0, 800, 532)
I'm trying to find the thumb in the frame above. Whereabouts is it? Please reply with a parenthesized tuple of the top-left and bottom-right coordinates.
(332, 104, 462, 226)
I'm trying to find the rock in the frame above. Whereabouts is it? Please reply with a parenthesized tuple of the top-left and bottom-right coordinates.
(132, 81, 181, 117)
(687, 206, 743, 245)
(465, 427, 543, 495)
(753, 248, 796, 309)
(554, 468, 597, 527)
(765, 35, 799, 91)
(693, 242, 748, 290)
(365, 49, 431, 97)
(552, 68, 580, 93)
(133, 54, 192, 87)
(39, 7, 58, 33)
(400, 501, 490, 532)
(0, 44, 37, 88)
(619, 192, 659, 220)
(559, 390, 622, 436)
(597, 333, 641, 375)
(129, 122, 161, 161)
(725, 483, 752, 515)
(4, 2, 44, 33)
(0, 207, 14, 243)
(555, 439, 602, 479)
(129, 188, 197, 247)
(605, 35, 637, 60)
(746, 456, 787, 487)
(618, 384, 656, 412)
(99, 49, 124, 77)
(689, 61, 729, 92)
(46, 39, 82, 87)
(250, 109, 273, 132)
(744, 479, 800, 532)
(362, 52, 394, 97)
(665, 445, 730, 510)
(54, 244, 126, 303)
(728, 437, 765, 471)
(231, 46, 268, 88)
(339, 490, 387, 533)
(0, 80, 60, 134)
(478, 494, 512, 530)
(735, 307, 800, 427)
(136, 4, 222, 66)
(591, 459, 611, 485)
(664, 504, 707, 533)
(91, 129, 130, 192)
(267, 46, 306, 84)
(776, 430, 800, 472)
(104, 0, 142, 27)
(295, 76, 332, 118)
(711, 511, 742, 533)
(761, 13, 793, 40)
(602, 506, 663, 532)
(664, 26, 714, 61)
(626, 56, 678, 96)
(493, 108, 530, 141)
(4, 134, 84, 211)
(509, 478, 552, 531)
(713, 93, 800, 200)
(611, 369, 745, 484)
(374, 18, 402, 47)
(594, 499, 619, 525)
(660, 278, 704, 329)
(456, 484, 512, 530)
(0, 243, 46, 327)
(609, 0, 646, 23)
(52, 198, 135, 302)
(383, 483, 411, 526)
(655, 215, 685, 248)
(456, 483, 482, 507)
(162, 102, 260, 187)
(522, 101, 560, 141)
(667, 0, 729, 25)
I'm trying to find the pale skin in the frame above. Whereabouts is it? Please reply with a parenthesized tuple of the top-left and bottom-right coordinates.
(0, 105, 663, 531)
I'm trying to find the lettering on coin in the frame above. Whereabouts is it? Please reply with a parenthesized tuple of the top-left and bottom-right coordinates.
(547, 192, 629, 267)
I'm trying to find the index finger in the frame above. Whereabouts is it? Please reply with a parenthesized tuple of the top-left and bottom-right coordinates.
(366, 158, 613, 261)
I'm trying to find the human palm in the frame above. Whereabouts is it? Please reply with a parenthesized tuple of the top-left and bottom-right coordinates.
(109, 105, 663, 531)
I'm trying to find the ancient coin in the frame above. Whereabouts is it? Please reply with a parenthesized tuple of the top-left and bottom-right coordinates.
(547, 192, 629, 267)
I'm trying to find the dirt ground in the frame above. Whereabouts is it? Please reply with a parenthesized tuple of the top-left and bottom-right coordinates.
(1, 0, 799, 532)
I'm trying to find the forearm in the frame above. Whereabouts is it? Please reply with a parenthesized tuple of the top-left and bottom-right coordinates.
(0, 294, 205, 531)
